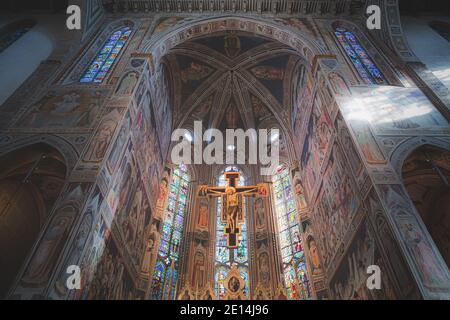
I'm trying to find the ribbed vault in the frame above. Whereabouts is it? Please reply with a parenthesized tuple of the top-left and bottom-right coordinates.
(164, 31, 307, 140)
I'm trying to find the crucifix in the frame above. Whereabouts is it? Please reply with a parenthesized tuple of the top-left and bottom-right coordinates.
(197, 171, 268, 248)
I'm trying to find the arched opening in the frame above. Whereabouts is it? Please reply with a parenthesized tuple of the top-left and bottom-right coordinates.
(154, 17, 320, 301)
(80, 26, 133, 83)
(402, 145, 450, 269)
(0, 143, 66, 297)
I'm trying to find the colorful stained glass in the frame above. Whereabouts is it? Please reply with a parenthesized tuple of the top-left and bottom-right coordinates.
(335, 27, 386, 85)
(215, 267, 228, 300)
(272, 165, 311, 300)
(151, 165, 189, 300)
(214, 166, 249, 299)
(239, 268, 249, 296)
(80, 26, 132, 83)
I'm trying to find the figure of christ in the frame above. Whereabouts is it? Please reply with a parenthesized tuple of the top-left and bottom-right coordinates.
(207, 186, 256, 235)
(197, 172, 268, 248)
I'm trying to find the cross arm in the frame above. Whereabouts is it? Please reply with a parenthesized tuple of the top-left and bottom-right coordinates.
(235, 183, 269, 197)
(197, 185, 227, 197)
(235, 186, 259, 194)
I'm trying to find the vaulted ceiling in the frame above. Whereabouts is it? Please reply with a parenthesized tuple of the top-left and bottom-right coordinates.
(164, 31, 306, 133)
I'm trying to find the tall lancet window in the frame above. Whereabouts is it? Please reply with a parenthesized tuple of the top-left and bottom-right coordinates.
(0, 20, 35, 54)
(334, 27, 386, 85)
(215, 166, 249, 299)
(273, 165, 311, 300)
(151, 164, 189, 300)
(80, 26, 132, 83)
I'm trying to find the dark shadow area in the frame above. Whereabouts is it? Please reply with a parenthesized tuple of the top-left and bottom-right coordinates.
(0, 0, 69, 13)
(399, 0, 450, 15)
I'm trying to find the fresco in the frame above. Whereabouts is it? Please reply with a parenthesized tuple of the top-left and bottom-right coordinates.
(17, 89, 107, 129)
(153, 17, 184, 34)
(249, 56, 289, 103)
(300, 86, 334, 198)
(348, 118, 385, 164)
(342, 87, 448, 133)
(86, 237, 135, 299)
(311, 140, 360, 268)
(84, 108, 125, 163)
(115, 71, 139, 95)
(293, 72, 314, 157)
(40, 186, 103, 298)
(176, 55, 216, 104)
(291, 63, 306, 125)
(106, 138, 138, 220)
(21, 206, 77, 286)
(335, 113, 364, 178)
(142, 64, 171, 164)
(131, 78, 164, 207)
(116, 179, 152, 267)
(364, 189, 420, 299)
(106, 110, 131, 174)
(73, 215, 110, 300)
(329, 220, 397, 300)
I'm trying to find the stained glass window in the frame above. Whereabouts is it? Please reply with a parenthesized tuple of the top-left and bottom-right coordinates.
(334, 27, 386, 85)
(0, 20, 35, 54)
(80, 26, 132, 83)
(151, 164, 189, 300)
(215, 166, 249, 299)
(273, 165, 311, 300)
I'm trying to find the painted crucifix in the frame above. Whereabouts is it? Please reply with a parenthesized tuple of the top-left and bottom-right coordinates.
(197, 171, 268, 248)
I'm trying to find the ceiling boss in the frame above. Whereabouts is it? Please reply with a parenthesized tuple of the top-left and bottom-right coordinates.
(198, 172, 268, 248)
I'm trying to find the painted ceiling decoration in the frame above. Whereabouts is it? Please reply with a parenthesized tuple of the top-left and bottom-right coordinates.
(164, 31, 304, 132)
(175, 54, 217, 103)
(249, 93, 274, 128)
(193, 33, 273, 59)
(180, 60, 215, 83)
(102, 0, 365, 15)
(190, 92, 215, 122)
(248, 55, 290, 104)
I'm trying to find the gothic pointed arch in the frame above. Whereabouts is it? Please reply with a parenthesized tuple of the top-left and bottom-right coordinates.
(402, 144, 450, 269)
(0, 143, 66, 298)
(62, 19, 136, 85)
(330, 20, 401, 86)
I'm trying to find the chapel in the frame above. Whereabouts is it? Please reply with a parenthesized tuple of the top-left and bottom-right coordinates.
(0, 0, 449, 300)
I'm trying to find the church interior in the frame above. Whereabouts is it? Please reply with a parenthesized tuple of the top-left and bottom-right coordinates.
(0, 0, 449, 301)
